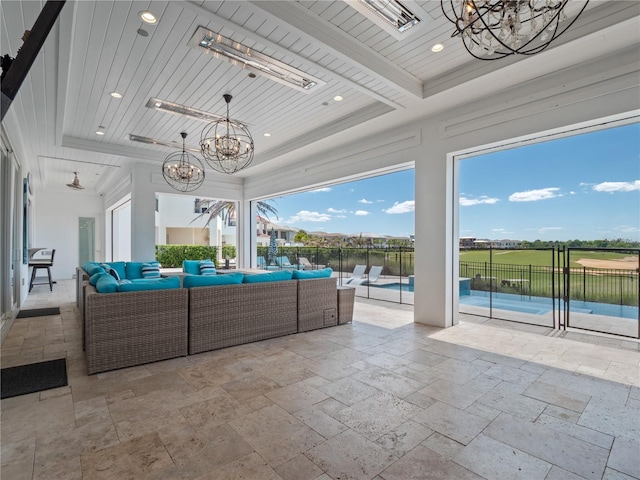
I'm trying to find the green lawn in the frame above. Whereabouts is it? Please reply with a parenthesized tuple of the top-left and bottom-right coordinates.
(459, 249, 633, 268)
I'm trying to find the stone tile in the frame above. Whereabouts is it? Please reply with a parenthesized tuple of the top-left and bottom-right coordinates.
(607, 437, 640, 479)
(265, 381, 328, 413)
(294, 404, 348, 439)
(220, 371, 281, 402)
(543, 404, 582, 423)
(454, 434, 552, 479)
(0, 436, 36, 480)
(229, 404, 324, 467)
(379, 445, 483, 480)
(602, 467, 638, 480)
(421, 432, 464, 460)
(335, 391, 422, 441)
(427, 358, 490, 385)
(418, 378, 485, 409)
(80, 432, 174, 479)
(464, 401, 502, 422)
(364, 352, 413, 369)
(535, 413, 614, 449)
(198, 452, 283, 480)
(523, 380, 592, 413)
(477, 384, 548, 421)
(412, 401, 490, 445)
(483, 363, 542, 386)
(545, 465, 590, 480)
(275, 454, 324, 480)
(538, 369, 630, 405)
(404, 391, 437, 409)
(314, 397, 348, 417)
(578, 398, 640, 442)
(485, 413, 609, 480)
(180, 388, 252, 437)
(318, 376, 380, 406)
(375, 419, 433, 457)
(352, 366, 424, 398)
(305, 429, 396, 480)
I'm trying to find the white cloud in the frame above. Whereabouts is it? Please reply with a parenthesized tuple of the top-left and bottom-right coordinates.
(539, 227, 562, 232)
(509, 187, 560, 202)
(376, 199, 385, 203)
(354, 210, 370, 216)
(285, 210, 331, 223)
(327, 207, 346, 213)
(336, 215, 347, 219)
(615, 225, 640, 233)
(592, 180, 640, 193)
(310, 187, 332, 193)
(358, 198, 373, 204)
(459, 196, 500, 206)
(383, 200, 414, 214)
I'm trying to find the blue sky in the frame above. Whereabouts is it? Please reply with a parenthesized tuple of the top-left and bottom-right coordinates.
(269, 123, 639, 241)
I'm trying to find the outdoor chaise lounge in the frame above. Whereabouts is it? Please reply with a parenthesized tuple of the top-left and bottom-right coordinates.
(349, 265, 383, 285)
(276, 256, 297, 269)
(344, 264, 366, 284)
(257, 256, 267, 269)
(298, 257, 326, 270)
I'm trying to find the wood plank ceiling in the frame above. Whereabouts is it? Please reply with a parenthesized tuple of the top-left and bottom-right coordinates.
(1, 0, 637, 193)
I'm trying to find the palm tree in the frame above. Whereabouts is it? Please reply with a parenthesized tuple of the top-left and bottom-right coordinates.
(193, 199, 278, 228)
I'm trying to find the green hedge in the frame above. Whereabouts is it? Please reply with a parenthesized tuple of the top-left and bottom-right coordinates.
(155, 245, 217, 268)
(221, 245, 236, 259)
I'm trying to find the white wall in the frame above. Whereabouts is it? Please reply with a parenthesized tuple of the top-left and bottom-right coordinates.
(33, 189, 104, 280)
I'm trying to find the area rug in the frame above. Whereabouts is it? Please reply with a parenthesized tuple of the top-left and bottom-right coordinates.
(1, 358, 68, 399)
(16, 307, 60, 318)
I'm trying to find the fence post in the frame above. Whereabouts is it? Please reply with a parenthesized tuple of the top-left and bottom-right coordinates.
(583, 266, 586, 302)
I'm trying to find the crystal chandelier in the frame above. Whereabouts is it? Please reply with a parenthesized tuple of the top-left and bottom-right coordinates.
(200, 94, 254, 175)
(162, 132, 205, 192)
(441, 0, 589, 60)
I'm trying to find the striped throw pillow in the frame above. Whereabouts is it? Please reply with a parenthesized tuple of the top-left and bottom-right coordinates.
(199, 260, 216, 276)
(141, 262, 161, 279)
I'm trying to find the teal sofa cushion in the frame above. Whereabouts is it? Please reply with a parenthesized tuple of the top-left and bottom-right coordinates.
(183, 260, 203, 275)
(183, 272, 244, 288)
(292, 268, 333, 280)
(89, 271, 107, 286)
(141, 262, 161, 279)
(243, 270, 292, 283)
(100, 264, 121, 281)
(96, 274, 119, 293)
(117, 276, 180, 292)
(84, 263, 103, 276)
(100, 261, 126, 280)
(125, 262, 146, 279)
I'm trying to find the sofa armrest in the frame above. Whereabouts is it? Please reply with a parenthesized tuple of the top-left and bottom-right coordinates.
(84, 285, 188, 374)
(297, 277, 338, 332)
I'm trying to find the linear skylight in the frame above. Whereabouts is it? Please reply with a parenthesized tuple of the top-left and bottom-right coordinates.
(189, 27, 324, 93)
(346, 0, 423, 40)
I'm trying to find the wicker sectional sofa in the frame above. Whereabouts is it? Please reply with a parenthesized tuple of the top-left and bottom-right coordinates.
(79, 267, 345, 375)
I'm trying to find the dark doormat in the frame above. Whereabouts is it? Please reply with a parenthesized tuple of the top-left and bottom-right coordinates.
(1, 358, 68, 399)
(16, 307, 60, 318)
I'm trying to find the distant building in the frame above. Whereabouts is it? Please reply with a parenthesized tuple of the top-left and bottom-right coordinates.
(491, 239, 522, 249)
(459, 237, 476, 248)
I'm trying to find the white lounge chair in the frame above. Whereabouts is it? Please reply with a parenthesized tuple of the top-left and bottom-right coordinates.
(344, 264, 367, 284)
(350, 265, 383, 285)
(298, 257, 325, 270)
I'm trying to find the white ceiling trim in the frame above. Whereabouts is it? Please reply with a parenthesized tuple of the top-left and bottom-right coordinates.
(55, 2, 75, 146)
(180, 1, 405, 109)
(247, 0, 423, 99)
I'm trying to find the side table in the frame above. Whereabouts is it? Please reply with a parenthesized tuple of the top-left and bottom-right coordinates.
(337, 286, 355, 324)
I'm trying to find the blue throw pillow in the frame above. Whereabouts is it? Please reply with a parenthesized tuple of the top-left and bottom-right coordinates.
(183, 260, 203, 275)
(117, 276, 180, 292)
(102, 261, 126, 280)
(141, 262, 161, 279)
(292, 268, 333, 280)
(101, 264, 121, 281)
(95, 274, 118, 293)
(89, 271, 107, 286)
(243, 270, 292, 283)
(199, 260, 216, 276)
(183, 273, 244, 288)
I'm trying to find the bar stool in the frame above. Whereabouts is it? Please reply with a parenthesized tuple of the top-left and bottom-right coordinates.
(29, 249, 56, 292)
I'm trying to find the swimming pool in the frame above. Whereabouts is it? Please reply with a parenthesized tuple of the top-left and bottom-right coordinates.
(369, 283, 639, 319)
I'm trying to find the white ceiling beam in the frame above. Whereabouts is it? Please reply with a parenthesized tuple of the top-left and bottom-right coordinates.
(55, 2, 75, 146)
(246, 0, 423, 99)
(180, 1, 405, 109)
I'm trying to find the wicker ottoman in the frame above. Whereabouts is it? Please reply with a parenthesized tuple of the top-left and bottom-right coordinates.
(337, 286, 355, 324)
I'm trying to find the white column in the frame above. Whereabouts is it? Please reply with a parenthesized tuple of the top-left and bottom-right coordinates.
(130, 165, 156, 261)
(236, 199, 256, 269)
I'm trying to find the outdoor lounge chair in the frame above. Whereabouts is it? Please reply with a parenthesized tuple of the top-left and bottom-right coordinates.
(344, 264, 367, 284)
(298, 257, 325, 270)
(350, 265, 383, 285)
(256, 256, 267, 269)
(276, 256, 297, 270)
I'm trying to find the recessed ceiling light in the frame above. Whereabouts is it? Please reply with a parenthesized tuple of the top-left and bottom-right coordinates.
(110, 91, 122, 98)
(140, 11, 157, 24)
(432, 43, 444, 52)
(263, 133, 271, 137)
(334, 95, 343, 102)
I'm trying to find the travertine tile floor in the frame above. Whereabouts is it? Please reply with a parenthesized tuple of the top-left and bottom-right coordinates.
(1, 280, 639, 479)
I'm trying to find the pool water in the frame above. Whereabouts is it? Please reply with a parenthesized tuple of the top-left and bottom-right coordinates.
(369, 283, 639, 319)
